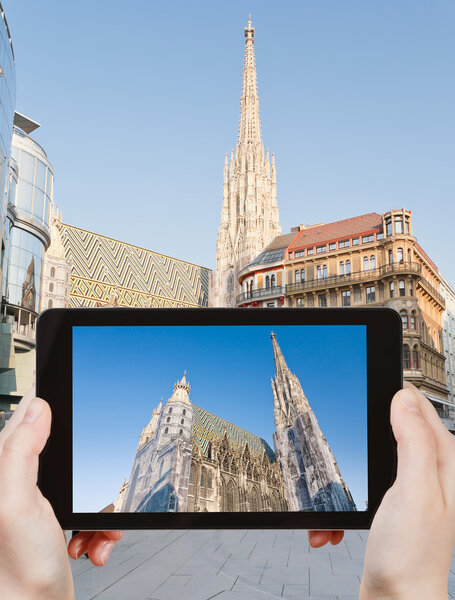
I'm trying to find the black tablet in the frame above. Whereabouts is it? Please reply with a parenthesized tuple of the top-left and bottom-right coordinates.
(36, 307, 401, 530)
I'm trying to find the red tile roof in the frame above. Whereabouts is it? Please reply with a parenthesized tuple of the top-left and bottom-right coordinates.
(288, 213, 383, 251)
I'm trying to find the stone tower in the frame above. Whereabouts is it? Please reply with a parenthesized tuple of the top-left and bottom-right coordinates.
(120, 372, 194, 513)
(40, 207, 71, 311)
(210, 17, 281, 307)
(270, 333, 357, 512)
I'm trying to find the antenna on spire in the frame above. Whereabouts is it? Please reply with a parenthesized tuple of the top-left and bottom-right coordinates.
(248, 14, 252, 28)
(244, 15, 254, 39)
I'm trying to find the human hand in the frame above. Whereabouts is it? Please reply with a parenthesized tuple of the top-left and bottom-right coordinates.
(309, 383, 455, 600)
(0, 390, 123, 600)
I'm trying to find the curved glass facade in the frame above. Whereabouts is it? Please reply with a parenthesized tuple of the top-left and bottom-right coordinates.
(6, 227, 44, 311)
(10, 128, 53, 228)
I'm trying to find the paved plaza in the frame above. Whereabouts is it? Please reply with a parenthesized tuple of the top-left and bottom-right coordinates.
(67, 529, 455, 599)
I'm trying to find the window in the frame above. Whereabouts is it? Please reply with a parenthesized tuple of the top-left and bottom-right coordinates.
(295, 250, 305, 257)
(50, 267, 55, 278)
(180, 418, 184, 425)
(352, 238, 359, 246)
(49, 282, 54, 292)
(366, 286, 376, 303)
(168, 407, 172, 413)
(389, 250, 394, 265)
(390, 281, 395, 298)
(318, 294, 327, 307)
(295, 270, 300, 284)
(296, 297, 304, 307)
(271, 274, 276, 287)
(340, 261, 345, 276)
(183, 409, 186, 416)
(397, 248, 403, 264)
(339, 240, 350, 248)
(317, 245, 327, 254)
(412, 346, 419, 369)
(168, 491, 177, 512)
(207, 470, 213, 489)
(342, 290, 351, 306)
(164, 427, 169, 434)
(363, 256, 369, 271)
(329, 242, 336, 250)
(266, 302, 275, 307)
(307, 248, 314, 255)
(377, 232, 384, 240)
(166, 416, 171, 423)
(362, 234, 374, 243)
(249, 281, 253, 295)
(370, 255, 376, 270)
(410, 311, 416, 330)
(405, 219, 410, 234)
(394, 217, 403, 234)
(346, 260, 351, 275)
(179, 428, 183, 435)
(265, 275, 270, 288)
(409, 281, 413, 296)
(322, 265, 327, 279)
(317, 266, 322, 280)
(301, 269, 305, 282)
(403, 345, 410, 369)
(386, 217, 392, 237)
(48, 299, 53, 308)
(200, 468, 206, 488)
(399, 279, 405, 296)
(400, 310, 408, 330)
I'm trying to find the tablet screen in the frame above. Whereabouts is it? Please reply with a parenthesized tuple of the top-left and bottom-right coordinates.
(73, 325, 367, 514)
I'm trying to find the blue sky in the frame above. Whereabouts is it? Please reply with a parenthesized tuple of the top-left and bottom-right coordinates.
(73, 325, 367, 512)
(4, 1, 455, 284)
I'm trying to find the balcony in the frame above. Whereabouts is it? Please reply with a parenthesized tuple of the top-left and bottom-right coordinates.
(418, 277, 446, 308)
(286, 262, 422, 295)
(236, 286, 284, 305)
(1, 303, 37, 349)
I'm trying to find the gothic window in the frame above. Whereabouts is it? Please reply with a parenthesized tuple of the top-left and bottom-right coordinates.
(168, 408, 172, 414)
(145, 436, 149, 443)
(48, 299, 53, 308)
(182, 409, 186, 416)
(226, 482, 235, 512)
(181, 418, 184, 425)
(265, 275, 270, 288)
(166, 416, 170, 423)
(346, 260, 351, 275)
(271, 274, 276, 287)
(50, 267, 55, 278)
(412, 345, 419, 369)
(370, 255, 376, 270)
(250, 488, 259, 512)
(179, 429, 183, 435)
(49, 282, 54, 292)
(397, 248, 404, 264)
(390, 281, 395, 298)
(164, 427, 169, 434)
(295, 270, 300, 284)
(400, 310, 408, 330)
(399, 279, 405, 296)
(339, 261, 345, 276)
(207, 470, 213, 489)
(200, 467, 206, 489)
(403, 344, 410, 369)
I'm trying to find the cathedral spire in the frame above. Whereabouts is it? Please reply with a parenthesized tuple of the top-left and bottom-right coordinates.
(238, 16, 261, 146)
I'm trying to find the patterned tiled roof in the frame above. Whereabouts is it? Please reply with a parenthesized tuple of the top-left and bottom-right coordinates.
(59, 223, 211, 308)
(288, 213, 383, 251)
(192, 405, 275, 462)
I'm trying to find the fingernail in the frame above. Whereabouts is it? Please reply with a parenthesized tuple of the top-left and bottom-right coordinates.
(100, 541, 115, 565)
(23, 398, 43, 423)
(400, 391, 420, 414)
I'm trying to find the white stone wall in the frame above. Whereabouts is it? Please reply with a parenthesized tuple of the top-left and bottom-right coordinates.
(441, 276, 455, 405)
(40, 255, 71, 311)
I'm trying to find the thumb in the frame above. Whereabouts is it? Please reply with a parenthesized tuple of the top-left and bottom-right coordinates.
(0, 397, 51, 503)
(390, 389, 439, 494)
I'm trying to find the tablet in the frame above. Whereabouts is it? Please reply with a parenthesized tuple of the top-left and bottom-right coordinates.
(36, 307, 401, 530)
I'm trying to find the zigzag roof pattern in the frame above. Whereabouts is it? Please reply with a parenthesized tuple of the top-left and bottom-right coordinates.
(192, 404, 276, 462)
(59, 223, 210, 308)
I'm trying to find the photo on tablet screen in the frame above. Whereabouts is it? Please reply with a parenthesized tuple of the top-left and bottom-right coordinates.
(73, 325, 367, 513)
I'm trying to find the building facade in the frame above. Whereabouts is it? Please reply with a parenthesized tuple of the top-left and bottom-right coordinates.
(441, 277, 455, 407)
(237, 209, 451, 427)
(116, 372, 287, 513)
(210, 18, 281, 308)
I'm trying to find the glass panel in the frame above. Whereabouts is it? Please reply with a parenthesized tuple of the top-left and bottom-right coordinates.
(33, 189, 45, 221)
(17, 181, 33, 214)
(35, 160, 46, 192)
(20, 151, 35, 184)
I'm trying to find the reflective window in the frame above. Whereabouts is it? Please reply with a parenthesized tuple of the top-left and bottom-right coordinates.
(366, 286, 376, 303)
(370, 255, 376, 270)
(403, 344, 410, 369)
(301, 269, 305, 282)
(346, 260, 351, 274)
(21, 151, 35, 183)
(399, 279, 405, 296)
(307, 248, 313, 255)
(6, 227, 45, 312)
(342, 290, 351, 306)
(318, 294, 327, 307)
(400, 310, 408, 330)
(340, 261, 345, 276)
(295, 270, 300, 284)
(397, 248, 403, 264)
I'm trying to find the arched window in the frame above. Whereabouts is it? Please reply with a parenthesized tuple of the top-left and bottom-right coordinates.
(364, 256, 369, 271)
(370, 255, 376, 270)
(346, 260, 351, 274)
(412, 346, 419, 369)
(271, 274, 276, 287)
(207, 470, 213, 489)
(183, 409, 186, 416)
(389, 250, 393, 265)
(301, 269, 305, 282)
(48, 299, 53, 308)
(386, 217, 392, 236)
(295, 270, 300, 284)
(317, 266, 322, 280)
(403, 344, 410, 369)
(410, 310, 417, 330)
(322, 265, 327, 279)
(166, 416, 170, 423)
(400, 310, 408, 330)
(399, 280, 405, 296)
(394, 217, 403, 234)
(179, 428, 183, 435)
(49, 282, 54, 292)
(200, 467, 206, 489)
(397, 248, 404, 264)
(340, 261, 345, 276)
(50, 267, 55, 278)
(168, 408, 172, 413)
(226, 482, 235, 512)
(265, 275, 270, 288)
(180, 418, 184, 425)
(145, 437, 149, 443)
(164, 427, 169, 434)
(390, 281, 395, 298)
(250, 488, 259, 512)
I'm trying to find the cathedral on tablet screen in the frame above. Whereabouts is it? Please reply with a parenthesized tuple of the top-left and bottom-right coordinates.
(115, 333, 357, 513)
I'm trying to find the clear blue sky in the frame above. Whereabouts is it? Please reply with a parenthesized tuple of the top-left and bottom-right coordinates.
(5, 2, 454, 284)
(73, 325, 367, 512)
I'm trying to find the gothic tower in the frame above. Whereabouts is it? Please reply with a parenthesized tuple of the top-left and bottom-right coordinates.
(209, 17, 281, 307)
(270, 333, 357, 512)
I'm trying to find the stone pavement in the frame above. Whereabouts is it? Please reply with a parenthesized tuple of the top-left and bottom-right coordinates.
(68, 529, 455, 600)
